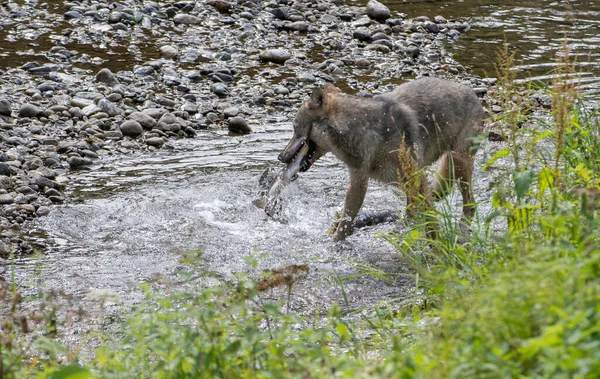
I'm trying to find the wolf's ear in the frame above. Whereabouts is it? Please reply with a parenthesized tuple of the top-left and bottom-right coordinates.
(308, 87, 326, 109)
(308, 84, 337, 110)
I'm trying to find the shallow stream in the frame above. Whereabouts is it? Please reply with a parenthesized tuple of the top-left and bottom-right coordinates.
(6, 0, 600, 317)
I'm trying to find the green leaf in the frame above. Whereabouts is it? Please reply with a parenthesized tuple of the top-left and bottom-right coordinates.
(513, 170, 533, 200)
(531, 131, 554, 146)
(538, 167, 554, 196)
(483, 148, 510, 170)
(49, 365, 91, 379)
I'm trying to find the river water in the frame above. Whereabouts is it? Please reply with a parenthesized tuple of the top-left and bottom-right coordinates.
(392, 0, 600, 96)
(7, 0, 600, 317)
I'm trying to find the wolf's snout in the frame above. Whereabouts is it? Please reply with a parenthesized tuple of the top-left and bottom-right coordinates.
(278, 137, 305, 164)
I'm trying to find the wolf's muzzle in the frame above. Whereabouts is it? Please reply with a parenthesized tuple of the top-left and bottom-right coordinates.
(278, 137, 306, 164)
(278, 138, 316, 172)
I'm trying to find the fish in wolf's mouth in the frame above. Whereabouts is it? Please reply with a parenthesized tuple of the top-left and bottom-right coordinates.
(279, 139, 317, 173)
(260, 141, 315, 217)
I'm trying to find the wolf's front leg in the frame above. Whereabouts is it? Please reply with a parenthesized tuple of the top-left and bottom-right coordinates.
(333, 172, 368, 241)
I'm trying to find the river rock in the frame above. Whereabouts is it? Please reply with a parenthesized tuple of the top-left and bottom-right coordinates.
(406, 45, 420, 59)
(0, 176, 11, 190)
(129, 112, 157, 130)
(143, 108, 168, 120)
(96, 68, 120, 86)
(259, 49, 292, 64)
(273, 85, 290, 95)
(353, 27, 372, 42)
(0, 163, 11, 177)
(182, 101, 198, 114)
(19, 103, 42, 118)
(228, 117, 251, 134)
(223, 106, 239, 118)
(160, 45, 179, 59)
(0, 194, 13, 205)
(104, 130, 124, 140)
(207, 0, 232, 13)
(366, 0, 390, 21)
(68, 156, 92, 169)
(36, 206, 52, 216)
(210, 83, 229, 97)
(97, 99, 120, 117)
(145, 137, 164, 147)
(32, 175, 61, 190)
(0, 98, 11, 116)
(120, 120, 144, 137)
(173, 14, 202, 24)
(0, 240, 10, 256)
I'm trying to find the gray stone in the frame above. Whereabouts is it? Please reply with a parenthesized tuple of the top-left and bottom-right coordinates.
(366, 0, 391, 21)
(173, 14, 202, 24)
(96, 68, 120, 86)
(81, 104, 101, 117)
(228, 117, 252, 134)
(287, 21, 309, 32)
(259, 49, 292, 64)
(44, 188, 61, 197)
(68, 156, 92, 168)
(104, 130, 124, 140)
(19, 103, 42, 118)
(210, 83, 229, 97)
(120, 120, 144, 137)
(182, 101, 198, 114)
(0, 194, 14, 204)
(160, 45, 179, 59)
(355, 58, 371, 68)
(273, 85, 290, 95)
(0, 176, 11, 190)
(64, 10, 83, 19)
(14, 194, 27, 204)
(57, 141, 76, 154)
(32, 175, 60, 190)
(36, 206, 52, 216)
(427, 22, 440, 33)
(97, 99, 120, 117)
(145, 137, 164, 147)
(0, 240, 10, 256)
(142, 108, 168, 120)
(19, 204, 36, 213)
(406, 45, 420, 59)
(158, 113, 178, 125)
(106, 93, 122, 102)
(29, 64, 58, 75)
(108, 11, 122, 23)
(129, 112, 157, 130)
(353, 27, 372, 42)
(223, 106, 239, 118)
(0, 163, 11, 176)
(134, 66, 155, 76)
(0, 98, 11, 116)
(297, 72, 317, 82)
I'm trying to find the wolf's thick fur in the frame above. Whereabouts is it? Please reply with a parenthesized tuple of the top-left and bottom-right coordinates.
(279, 77, 486, 241)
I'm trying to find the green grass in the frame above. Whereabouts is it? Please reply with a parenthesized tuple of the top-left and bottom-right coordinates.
(2, 45, 600, 378)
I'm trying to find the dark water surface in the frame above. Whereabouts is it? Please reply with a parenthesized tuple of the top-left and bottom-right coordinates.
(389, 0, 600, 95)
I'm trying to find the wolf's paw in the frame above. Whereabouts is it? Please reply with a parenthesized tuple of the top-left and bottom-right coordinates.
(331, 218, 353, 242)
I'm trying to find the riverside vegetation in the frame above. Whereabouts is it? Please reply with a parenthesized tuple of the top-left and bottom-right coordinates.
(2, 45, 600, 378)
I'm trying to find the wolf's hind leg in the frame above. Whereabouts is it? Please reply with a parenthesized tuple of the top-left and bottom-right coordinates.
(432, 152, 453, 200)
(433, 152, 475, 220)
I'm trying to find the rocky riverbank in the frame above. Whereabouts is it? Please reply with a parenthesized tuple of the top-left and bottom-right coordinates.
(0, 0, 493, 256)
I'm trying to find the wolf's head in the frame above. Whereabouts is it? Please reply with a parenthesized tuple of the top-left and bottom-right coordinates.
(278, 84, 338, 172)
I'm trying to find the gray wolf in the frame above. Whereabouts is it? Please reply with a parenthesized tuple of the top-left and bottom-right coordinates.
(277, 77, 486, 241)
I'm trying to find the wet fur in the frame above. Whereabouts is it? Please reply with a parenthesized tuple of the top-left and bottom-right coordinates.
(279, 77, 486, 241)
